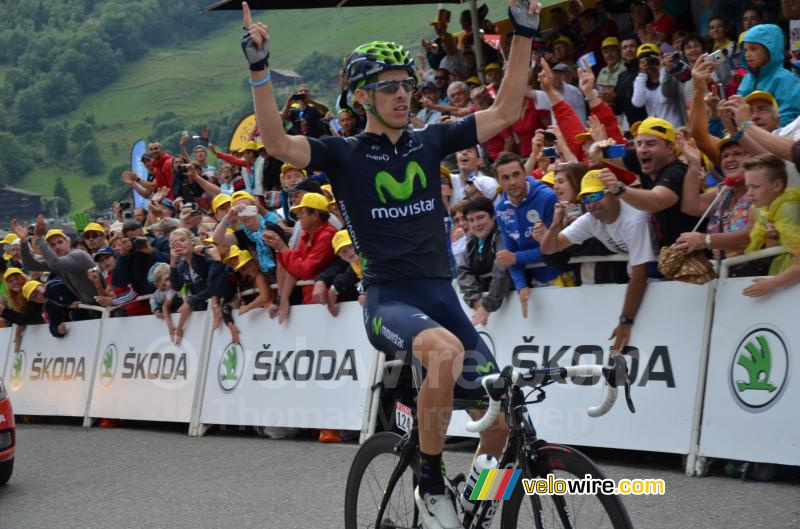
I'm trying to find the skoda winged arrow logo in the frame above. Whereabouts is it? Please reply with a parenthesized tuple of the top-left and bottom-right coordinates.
(218, 342, 245, 392)
(730, 327, 789, 412)
(375, 161, 427, 203)
(9, 350, 25, 391)
(100, 344, 117, 387)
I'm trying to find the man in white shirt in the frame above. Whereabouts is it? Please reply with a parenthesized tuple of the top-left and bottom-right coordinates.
(539, 169, 656, 353)
(450, 146, 489, 206)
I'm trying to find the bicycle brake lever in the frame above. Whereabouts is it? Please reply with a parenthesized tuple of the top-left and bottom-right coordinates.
(607, 355, 635, 413)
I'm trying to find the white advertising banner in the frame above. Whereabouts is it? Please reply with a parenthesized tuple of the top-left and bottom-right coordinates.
(3, 321, 99, 416)
(88, 312, 207, 423)
(200, 302, 374, 430)
(699, 278, 799, 465)
(448, 282, 711, 454)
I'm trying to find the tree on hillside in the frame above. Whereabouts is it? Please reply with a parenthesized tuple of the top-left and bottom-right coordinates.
(53, 176, 72, 214)
(70, 122, 95, 145)
(296, 51, 340, 85)
(0, 132, 32, 184)
(78, 140, 104, 175)
(90, 184, 113, 211)
(43, 123, 69, 157)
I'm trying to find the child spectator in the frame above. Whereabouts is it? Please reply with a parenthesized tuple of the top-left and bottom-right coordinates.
(457, 196, 512, 326)
(737, 24, 800, 126)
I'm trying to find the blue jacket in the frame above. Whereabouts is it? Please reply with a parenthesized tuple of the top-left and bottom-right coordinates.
(495, 177, 561, 290)
(737, 24, 800, 127)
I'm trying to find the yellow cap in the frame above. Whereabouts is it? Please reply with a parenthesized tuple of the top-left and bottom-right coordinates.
(484, 62, 502, 72)
(255, 140, 265, 150)
(553, 35, 573, 48)
(738, 30, 746, 45)
(1, 233, 19, 245)
(577, 170, 607, 198)
(575, 131, 593, 143)
(44, 229, 67, 242)
(22, 280, 42, 301)
(231, 190, 256, 204)
(202, 236, 215, 244)
(717, 134, 738, 151)
(332, 230, 353, 254)
(280, 163, 307, 176)
(212, 193, 232, 213)
(629, 121, 642, 136)
(290, 192, 331, 213)
(3, 267, 25, 281)
(223, 245, 241, 264)
(636, 43, 660, 58)
(440, 165, 452, 178)
(745, 90, 778, 109)
(540, 171, 556, 186)
(635, 117, 676, 143)
(234, 249, 253, 271)
(242, 140, 259, 152)
(602, 37, 620, 49)
(83, 222, 106, 235)
(465, 76, 482, 86)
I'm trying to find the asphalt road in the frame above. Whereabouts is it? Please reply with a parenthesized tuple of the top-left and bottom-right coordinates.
(1, 422, 798, 529)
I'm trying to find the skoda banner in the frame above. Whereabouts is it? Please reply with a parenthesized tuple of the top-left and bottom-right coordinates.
(447, 281, 712, 455)
(700, 278, 799, 466)
(200, 303, 374, 430)
(88, 313, 207, 423)
(2, 321, 98, 416)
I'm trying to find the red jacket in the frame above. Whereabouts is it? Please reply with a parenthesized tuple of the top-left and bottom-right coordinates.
(277, 222, 336, 304)
(551, 99, 636, 185)
(152, 154, 174, 198)
(216, 151, 249, 169)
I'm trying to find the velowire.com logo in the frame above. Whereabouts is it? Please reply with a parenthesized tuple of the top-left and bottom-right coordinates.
(218, 342, 244, 392)
(100, 344, 118, 388)
(9, 350, 26, 391)
(730, 326, 789, 412)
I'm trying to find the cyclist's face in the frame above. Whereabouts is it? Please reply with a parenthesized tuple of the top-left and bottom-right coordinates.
(358, 70, 412, 129)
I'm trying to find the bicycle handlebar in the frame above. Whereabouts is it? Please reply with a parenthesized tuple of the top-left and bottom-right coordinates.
(465, 357, 633, 434)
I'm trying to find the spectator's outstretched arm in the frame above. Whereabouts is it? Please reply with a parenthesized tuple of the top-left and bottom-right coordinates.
(475, 2, 540, 142)
(243, 3, 311, 168)
(688, 56, 722, 165)
(539, 202, 574, 254)
(35, 237, 94, 274)
(598, 170, 678, 213)
(743, 253, 800, 297)
(677, 136, 718, 217)
(611, 262, 648, 353)
(190, 171, 221, 197)
(19, 238, 49, 272)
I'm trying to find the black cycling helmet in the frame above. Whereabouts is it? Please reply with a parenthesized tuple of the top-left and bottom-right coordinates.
(344, 41, 416, 92)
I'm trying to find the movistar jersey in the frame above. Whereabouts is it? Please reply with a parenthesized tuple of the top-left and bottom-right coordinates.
(307, 114, 478, 287)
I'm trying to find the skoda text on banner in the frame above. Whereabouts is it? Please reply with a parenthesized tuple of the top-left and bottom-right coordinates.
(4, 321, 98, 417)
(88, 312, 206, 423)
(200, 302, 374, 430)
(447, 281, 711, 455)
(700, 278, 800, 466)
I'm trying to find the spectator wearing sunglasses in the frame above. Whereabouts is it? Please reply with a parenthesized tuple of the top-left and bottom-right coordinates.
(433, 68, 451, 103)
(415, 82, 443, 126)
(82, 223, 108, 257)
(540, 169, 656, 353)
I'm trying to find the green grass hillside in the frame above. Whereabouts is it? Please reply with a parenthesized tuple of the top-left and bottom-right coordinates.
(18, 4, 454, 213)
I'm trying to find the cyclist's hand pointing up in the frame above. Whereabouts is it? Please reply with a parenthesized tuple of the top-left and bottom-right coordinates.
(241, 2, 270, 71)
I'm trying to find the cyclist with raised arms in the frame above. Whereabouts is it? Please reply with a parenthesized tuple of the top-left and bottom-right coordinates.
(240, 2, 541, 528)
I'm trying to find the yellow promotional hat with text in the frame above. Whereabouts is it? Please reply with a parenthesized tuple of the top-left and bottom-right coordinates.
(577, 170, 607, 198)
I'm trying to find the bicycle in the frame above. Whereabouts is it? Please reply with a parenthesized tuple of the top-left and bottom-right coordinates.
(344, 356, 636, 529)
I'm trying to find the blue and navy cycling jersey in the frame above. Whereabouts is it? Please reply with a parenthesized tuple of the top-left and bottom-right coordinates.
(307, 114, 478, 287)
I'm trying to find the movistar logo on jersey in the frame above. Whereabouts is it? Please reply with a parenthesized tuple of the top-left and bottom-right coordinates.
(375, 161, 427, 204)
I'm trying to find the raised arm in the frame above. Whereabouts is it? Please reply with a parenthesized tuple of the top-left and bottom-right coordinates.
(242, 2, 311, 168)
(475, 1, 540, 143)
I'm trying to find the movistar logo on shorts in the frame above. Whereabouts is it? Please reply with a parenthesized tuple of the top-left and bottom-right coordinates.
(375, 161, 427, 203)
(371, 315, 404, 348)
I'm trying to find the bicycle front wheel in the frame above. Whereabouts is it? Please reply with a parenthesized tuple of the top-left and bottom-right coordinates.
(501, 444, 633, 529)
(344, 431, 420, 529)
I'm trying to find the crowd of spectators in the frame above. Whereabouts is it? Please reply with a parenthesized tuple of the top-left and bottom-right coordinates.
(2, 1, 800, 446)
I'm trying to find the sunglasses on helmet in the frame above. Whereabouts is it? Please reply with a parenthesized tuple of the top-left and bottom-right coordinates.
(362, 78, 416, 94)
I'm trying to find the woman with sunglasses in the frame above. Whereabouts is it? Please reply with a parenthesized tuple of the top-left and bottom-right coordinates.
(240, 3, 543, 527)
